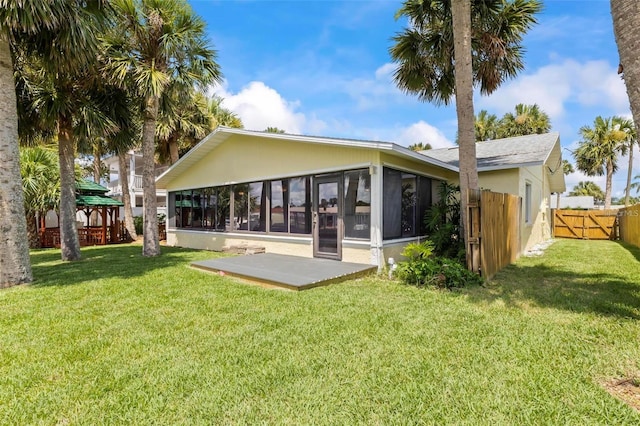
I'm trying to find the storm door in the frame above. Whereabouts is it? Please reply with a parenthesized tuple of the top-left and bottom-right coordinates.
(313, 175, 342, 260)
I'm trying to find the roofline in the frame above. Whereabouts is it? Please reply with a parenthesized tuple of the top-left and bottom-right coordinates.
(390, 145, 459, 172)
(156, 126, 459, 186)
(478, 161, 544, 172)
(541, 132, 561, 164)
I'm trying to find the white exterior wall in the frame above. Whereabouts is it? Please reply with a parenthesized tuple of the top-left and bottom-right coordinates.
(470, 166, 552, 254)
(520, 165, 551, 252)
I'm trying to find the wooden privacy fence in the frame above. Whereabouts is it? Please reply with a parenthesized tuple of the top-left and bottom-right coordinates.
(468, 190, 521, 280)
(553, 209, 619, 240)
(618, 204, 640, 248)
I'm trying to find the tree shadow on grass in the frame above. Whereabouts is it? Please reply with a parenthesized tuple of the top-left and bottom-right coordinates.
(29, 244, 226, 288)
(464, 262, 640, 320)
(617, 240, 640, 263)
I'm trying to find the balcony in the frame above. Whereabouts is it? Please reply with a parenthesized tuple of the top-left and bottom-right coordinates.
(107, 175, 144, 195)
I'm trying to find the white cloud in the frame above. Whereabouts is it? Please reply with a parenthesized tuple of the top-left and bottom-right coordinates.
(374, 62, 396, 80)
(397, 121, 454, 149)
(211, 81, 326, 135)
(478, 59, 629, 120)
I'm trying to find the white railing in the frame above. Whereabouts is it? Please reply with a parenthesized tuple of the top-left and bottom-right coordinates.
(133, 175, 143, 189)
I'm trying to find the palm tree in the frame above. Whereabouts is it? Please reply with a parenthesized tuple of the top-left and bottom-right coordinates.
(555, 159, 575, 208)
(569, 181, 605, 204)
(574, 116, 629, 209)
(209, 95, 243, 129)
(156, 88, 211, 164)
(390, 0, 542, 105)
(104, 0, 222, 256)
(449, 0, 477, 268)
(408, 142, 433, 151)
(631, 174, 640, 195)
(498, 103, 551, 137)
(20, 146, 60, 248)
(1, 1, 109, 281)
(474, 110, 500, 141)
(16, 49, 120, 261)
(265, 127, 286, 134)
(614, 118, 637, 206)
(391, 0, 541, 266)
(104, 88, 142, 241)
(562, 159, 575, 175)
(611, 1, 640, 159)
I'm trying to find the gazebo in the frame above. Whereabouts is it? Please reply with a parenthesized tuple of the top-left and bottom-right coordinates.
(40, 180, 127, 248)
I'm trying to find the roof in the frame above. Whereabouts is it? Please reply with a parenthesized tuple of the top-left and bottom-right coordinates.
(419, 133, 561, 171)
(156, 127, 458, 188)
(76, 195, 124, 207)
(76, 180, 109, 194)
(75, 180, 123, 206)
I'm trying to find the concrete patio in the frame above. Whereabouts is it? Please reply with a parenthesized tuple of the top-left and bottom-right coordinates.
(191, 253, 376, 290)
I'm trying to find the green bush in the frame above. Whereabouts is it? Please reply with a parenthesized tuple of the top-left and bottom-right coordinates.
(133, 214, 167, 236)
(424, 182, 465, 262)
(134, 216, 143, 236)
(395, 241, 483, 289)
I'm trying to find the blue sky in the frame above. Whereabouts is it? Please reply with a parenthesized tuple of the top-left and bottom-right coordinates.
(190, 0, 635, 197)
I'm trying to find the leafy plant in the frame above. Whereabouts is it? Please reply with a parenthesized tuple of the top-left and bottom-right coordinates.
(424, 182, 465, 261)
(395, 240, 481, 289)
(134, 216, 143, 236)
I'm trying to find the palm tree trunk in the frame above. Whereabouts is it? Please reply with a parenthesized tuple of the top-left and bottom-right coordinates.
(605, 159, 614, 209)
(451, 0, 479, 268)
(26, 212, 40, 249)
(0, 38, 33, 287)
(118, 152, 137, 240)
(612, 1, 640, 151)
(169, 135, 179, 164)
(625, 141, 634, 205)
(142, 95, 160, 256)
(58, 118, 81, 261)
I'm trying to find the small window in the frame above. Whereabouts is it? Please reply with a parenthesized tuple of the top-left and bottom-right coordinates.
(289, 177, 311, 234)
(525, 182, 532, 224)
(270, 180, 288, 233)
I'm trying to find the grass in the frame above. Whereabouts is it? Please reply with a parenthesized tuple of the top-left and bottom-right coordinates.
(1, 240, 640, 424)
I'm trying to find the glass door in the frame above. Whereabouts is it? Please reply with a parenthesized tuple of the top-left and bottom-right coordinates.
(314, 175, 342, 260)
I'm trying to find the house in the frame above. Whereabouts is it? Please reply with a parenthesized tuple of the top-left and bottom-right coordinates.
(103, 151, 169, 217)
(550, 195, 595, 210)
(156, 128, 565, 267)
(420, 133, 566, 253)
(156, 127, 458, 269)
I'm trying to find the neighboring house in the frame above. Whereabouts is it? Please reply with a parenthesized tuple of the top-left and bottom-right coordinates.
(156, 127, 458, 269)
(420, 133, 566, 253)
(103, 151, 168, 217)
(550, 196, 595, 210)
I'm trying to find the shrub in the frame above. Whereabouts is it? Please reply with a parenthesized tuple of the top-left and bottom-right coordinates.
(424, 182, 465, 262)
(134, 214, 167, 236)
(134, 216, 143, 236)
(395, 241, 483, 289)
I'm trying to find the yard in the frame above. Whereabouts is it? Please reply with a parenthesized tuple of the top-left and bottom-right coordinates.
(1, 240, 639, 424)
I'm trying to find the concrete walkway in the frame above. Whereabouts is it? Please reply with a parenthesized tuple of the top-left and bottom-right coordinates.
(191, 253, 376, 290)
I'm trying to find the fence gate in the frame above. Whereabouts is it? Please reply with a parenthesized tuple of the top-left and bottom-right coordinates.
(553, 209, 619, 240)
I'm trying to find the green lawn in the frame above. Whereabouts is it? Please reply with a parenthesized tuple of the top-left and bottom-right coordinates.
(1, 240, 639, 424)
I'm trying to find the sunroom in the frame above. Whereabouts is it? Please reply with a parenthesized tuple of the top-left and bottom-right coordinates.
(157, 127, 457, 268)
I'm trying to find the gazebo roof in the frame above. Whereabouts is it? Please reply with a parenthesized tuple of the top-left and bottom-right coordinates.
(76, 180, 123, 207)
(76, 195, 124, 207)
(76, 180, 110, 194)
